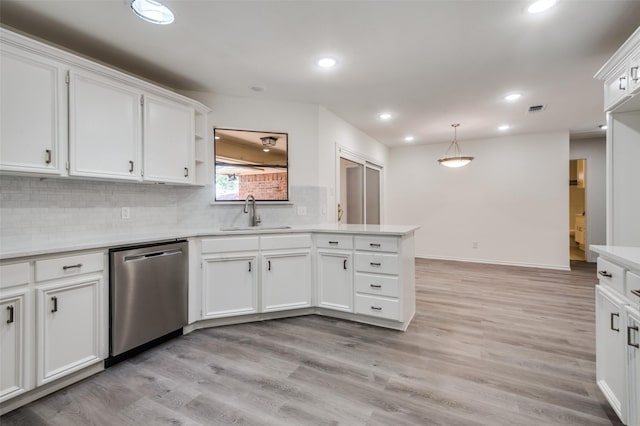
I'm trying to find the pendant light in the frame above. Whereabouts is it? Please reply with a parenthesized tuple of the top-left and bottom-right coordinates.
(437, 123, 474, 168)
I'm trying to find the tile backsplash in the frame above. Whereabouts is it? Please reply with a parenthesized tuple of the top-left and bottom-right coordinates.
(0, 176, 326, 249)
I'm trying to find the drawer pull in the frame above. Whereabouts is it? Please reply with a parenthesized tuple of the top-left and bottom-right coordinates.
(51, 296, 58, 313)
(370, 306, 382, 311)
(45, 149, 52, 165)
(62, 263, 83, 271)
(619, 76, 627, 90)
(6, 306, 14, 324)
(328, 241, 339, 245)
(343, 259, 347, 270)
(370, 262, 381, 267)
(129, 160, 134, 173)
(628, 326, 639, 349)
(184, 167, 189, 178)
(598, 270, 612, 278)
(632, 289, 640, 298)
(268, 260, 271, 271)
(248, 261, 252, 272)
(632, 66, 639, 82)
(369, 243, 381, 248)
(611, 312, 620, 332)
(370, 284, 382, 289)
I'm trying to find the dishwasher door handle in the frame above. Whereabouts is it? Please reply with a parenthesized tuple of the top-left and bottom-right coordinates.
(124, 248, 183, 262)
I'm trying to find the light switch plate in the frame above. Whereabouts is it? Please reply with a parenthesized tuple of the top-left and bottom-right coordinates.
(121, 207, 130, 220)
(297, 206, 307, 216)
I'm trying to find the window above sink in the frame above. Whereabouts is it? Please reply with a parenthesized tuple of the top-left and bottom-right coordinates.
(214, 128, 289, 202)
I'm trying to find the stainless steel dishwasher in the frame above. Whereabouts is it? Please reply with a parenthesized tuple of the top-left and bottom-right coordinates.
(108, 240, 188, 365)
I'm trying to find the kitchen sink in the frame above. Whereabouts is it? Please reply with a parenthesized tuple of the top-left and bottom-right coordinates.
(220, 226, 292, 232)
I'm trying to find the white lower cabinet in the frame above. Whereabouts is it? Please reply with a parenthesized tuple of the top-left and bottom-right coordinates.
(202, 254, 258, 318)
(317, 250, 353, 312)
(36, 278, 101, 386)
(596, 284, 628, 423)
(627, 306, 640, 426)
(262, 251, 312, 312)
(0, 290, 30, 403)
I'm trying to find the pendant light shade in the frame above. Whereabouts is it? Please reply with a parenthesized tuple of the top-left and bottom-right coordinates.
(438, 123, 474, 168)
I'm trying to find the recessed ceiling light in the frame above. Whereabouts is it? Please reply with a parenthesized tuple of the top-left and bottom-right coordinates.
(599, 124, 608, 130)
(498, 125, 510, 131)
(317, 57, 337, 68)
(504, 93, 522, 101)
(263, 148, 270, 152)
(527, 0, 557, 14)
(378, 112, 392, 120)
(404, 136, 414, 142)
(131, 0, 175, 25)
(250, 85, 265, 92)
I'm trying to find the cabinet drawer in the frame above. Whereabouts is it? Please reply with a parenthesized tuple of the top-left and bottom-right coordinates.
(316, 234, 353, 250)
(355, 273, 399, 298)
(355, 294, 400, 321)
(0, 262, 30, 289)
(355, 236, 398, 253)
(355, 252, 399, 275)
(202, 236, 259, 254)
(627, 271, 640, 304)
(261, 234, 311, 250)
(597, 257, 626, 295)
(35, 252, 103, 282)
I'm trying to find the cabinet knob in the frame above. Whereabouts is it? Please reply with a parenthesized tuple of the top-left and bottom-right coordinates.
(6, 305, 14, 324)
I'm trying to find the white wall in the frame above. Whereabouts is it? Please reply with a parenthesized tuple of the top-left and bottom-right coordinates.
(317, 106, 389, 222)
(570, 137, 606, 262)
(387, 131, 570, 270)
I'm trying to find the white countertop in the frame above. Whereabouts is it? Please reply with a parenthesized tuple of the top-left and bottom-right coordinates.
(590, 245, 640, 271)
(0, 224, 419, 260)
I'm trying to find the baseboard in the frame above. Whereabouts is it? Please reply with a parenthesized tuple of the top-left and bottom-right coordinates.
(415, 254, 571, 271)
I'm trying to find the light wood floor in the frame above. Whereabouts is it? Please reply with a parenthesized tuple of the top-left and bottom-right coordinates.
(2, 259, 623, 425)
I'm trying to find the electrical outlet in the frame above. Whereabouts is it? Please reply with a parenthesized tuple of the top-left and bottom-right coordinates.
(297, 206, 307, 216)
(121, 207, 130, 220)
(472, 242, 479, 249)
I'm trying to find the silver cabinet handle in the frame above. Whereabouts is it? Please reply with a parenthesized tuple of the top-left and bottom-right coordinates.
(598, 270, 612, 278)
(631, 66, 639, 82)
(370, 306, 382, 311)
(45, 149, 52, 165)
(6, 306, 14, 324)
(611, 312, 620, 332)
(184, 167, 189, 178)
(51, 296, 58, 313)
(619, 76, 627, 90)
(129, 161, 134, 173)
(628, 326, 639, 348)
(63, 263, 83, 270)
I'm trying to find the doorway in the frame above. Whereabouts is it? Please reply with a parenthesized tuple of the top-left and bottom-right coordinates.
(569, 159, 586, 261)
(337, 149, 382, 225)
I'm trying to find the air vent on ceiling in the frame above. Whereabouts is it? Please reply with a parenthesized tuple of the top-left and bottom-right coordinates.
(528, 104, 547, 113)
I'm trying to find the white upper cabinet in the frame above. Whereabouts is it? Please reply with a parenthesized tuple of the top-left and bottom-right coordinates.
(68, 70, 142, 181)
(0, 44, 65, 175)
(143, 94, 195, 184)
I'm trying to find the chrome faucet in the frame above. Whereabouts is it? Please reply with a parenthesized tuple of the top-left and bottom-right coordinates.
(243, 195, 261, 227)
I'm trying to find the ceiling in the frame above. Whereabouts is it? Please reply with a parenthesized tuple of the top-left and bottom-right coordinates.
(2, 1, 639, 147)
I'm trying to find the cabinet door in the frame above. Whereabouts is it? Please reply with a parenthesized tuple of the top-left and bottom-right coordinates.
(627, 308, 640, 426)
(68, 70, 142, 180)
(0, 291, 30, 402)
(262, 251, 311, 312)
(143, 94, 194, 184)
(0, 45, 65, 175)
(317, 250, 353, 312)
(202, 255, 258, 318)
(596, 285, 628, 424)
(37, 279, 101, 386)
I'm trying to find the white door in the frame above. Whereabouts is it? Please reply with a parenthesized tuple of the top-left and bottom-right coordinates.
(317, 250, 353, 312)
(0, 45, 65, 175)
(262, 251, 311, 312)
(37, 279, 101, 385)
(68, 70, 142, 180)
(0, 292, 29, 402)
(627, 307, 640, 426)
(143, 94, 194, 184)
(596, 285, 628, 424)
(202, 255, 258, 318)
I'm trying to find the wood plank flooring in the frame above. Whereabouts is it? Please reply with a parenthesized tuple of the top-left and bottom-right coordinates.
(2, 259, 623, 425)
